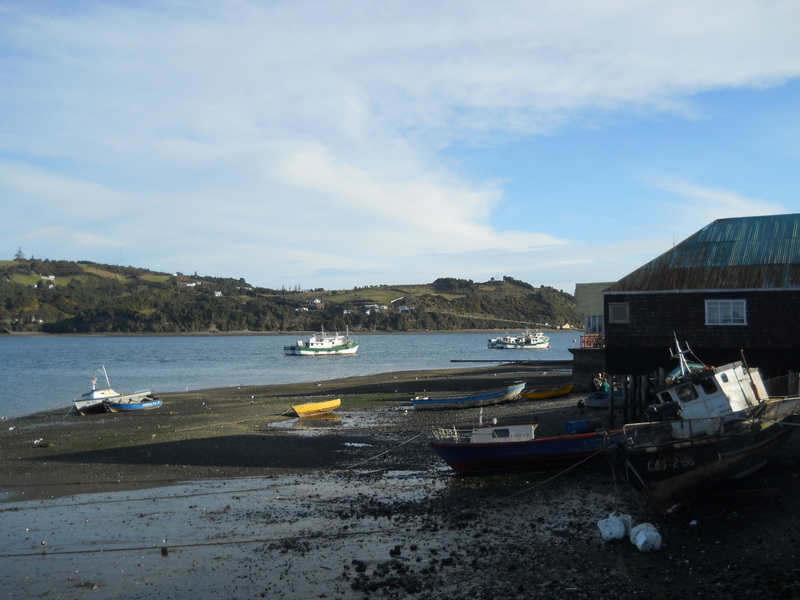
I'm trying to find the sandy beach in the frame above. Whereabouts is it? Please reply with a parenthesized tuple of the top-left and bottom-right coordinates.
(2, 364, 800, 599)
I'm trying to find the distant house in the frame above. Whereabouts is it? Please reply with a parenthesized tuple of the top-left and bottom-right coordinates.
(603, 213, 800, 379)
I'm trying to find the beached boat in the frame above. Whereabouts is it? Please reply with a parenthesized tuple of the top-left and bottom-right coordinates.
(613, 339, 800, 513)
(411, 382, 525, 411)
(520, 382, 573, 400)
(291, 398, 341, 417)
(584, 389, 624, 409)
(73, 366, 155, 415)
(104, 394, 162, 412)
(487, 330, 550, 349)
(284, 327, 359, 356)
(431, 420, 624, 473)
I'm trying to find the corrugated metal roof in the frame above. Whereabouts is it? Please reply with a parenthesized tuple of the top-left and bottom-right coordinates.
(606, 214, 800, 292)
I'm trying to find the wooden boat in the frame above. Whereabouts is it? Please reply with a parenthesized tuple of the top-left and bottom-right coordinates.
(584, 389, 624, 409)
(411, 382, 525, 411)
(621, 401, 800, 514)
(291, 398, 341, 417)
(487, 330, 549, 349)
(431, 421, 624, 473)
(73, 366, 155, 415)
(520, 382, 573, 400)
(614, 338, 800, 513)
(284, 327, 359, 356)
(104, 394, 162, 412)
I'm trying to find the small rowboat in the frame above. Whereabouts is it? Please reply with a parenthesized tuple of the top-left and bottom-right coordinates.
(520, 382, 573, 400)
(104, 395, 162, 412)
(291, 398, 341, 417)
(411, 382, 525, 411)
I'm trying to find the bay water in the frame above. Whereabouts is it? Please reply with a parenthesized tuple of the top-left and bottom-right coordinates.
(0, 331, 579, 419)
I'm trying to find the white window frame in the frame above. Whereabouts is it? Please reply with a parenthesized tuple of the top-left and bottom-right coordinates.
(705, 299, 747, 326)
(608, 302, 630, 324)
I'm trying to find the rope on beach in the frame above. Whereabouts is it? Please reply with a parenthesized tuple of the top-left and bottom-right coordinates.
(506, 449, 603, 498)
(0, 528, 387, 559)
(340, 431, 425, 472)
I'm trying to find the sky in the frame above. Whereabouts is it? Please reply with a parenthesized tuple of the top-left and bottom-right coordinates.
(1, 1, 799, 294)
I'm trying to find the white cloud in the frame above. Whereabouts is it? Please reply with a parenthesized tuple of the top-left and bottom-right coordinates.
(1, 1, 799, 289)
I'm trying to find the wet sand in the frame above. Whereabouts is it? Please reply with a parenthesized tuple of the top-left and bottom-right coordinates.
(2, 365, 800, 599)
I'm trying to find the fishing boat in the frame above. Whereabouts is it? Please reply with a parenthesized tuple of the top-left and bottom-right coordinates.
(284, 327, 359, 356)
(104, 394, 162, 412)
(612, 338, 800, 513)
(291, 398, 341, 417)
(487, 330, 550, 349)
(411, 382, 525, 411)
(72, 366, 155, 415)
(431, 420, 624, 473)
(520, 382, 573, 400)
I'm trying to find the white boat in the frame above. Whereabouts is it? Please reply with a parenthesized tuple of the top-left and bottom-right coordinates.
(487, 330, 550, 349)
(284, 327, 359, 356)
(72, 366, 155, 415)
(615, 338, 800, 513)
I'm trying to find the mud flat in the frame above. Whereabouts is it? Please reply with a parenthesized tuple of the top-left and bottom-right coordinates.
(2, 365, 800, 599)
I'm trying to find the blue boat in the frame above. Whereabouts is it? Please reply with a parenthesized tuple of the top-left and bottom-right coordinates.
(411, 382, 525, 411)
(430, 421, 624, 473)
(104, 394, 162, 412)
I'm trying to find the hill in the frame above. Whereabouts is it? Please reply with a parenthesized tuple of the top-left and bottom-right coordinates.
(0, 258, 583, 334)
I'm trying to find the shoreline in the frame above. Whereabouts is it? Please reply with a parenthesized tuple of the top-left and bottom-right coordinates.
(3, 364, 800, 599)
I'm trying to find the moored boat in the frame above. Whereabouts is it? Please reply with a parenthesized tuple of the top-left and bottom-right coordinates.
(487, 330, 550, 349)
(431, 420, 624, 473)
(284, 327, 359, 356)
(520, 382, 573, 400)
(411, 382, 525, 411)
(104, 394, 162, 412)
(73, 366, 156, 415)
(291, 398, 342, 417)
(613, 338, 800, 513)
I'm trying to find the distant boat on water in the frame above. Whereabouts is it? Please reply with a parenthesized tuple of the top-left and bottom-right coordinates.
(284, 327, 359, 356)
(487, 330, 549, 349)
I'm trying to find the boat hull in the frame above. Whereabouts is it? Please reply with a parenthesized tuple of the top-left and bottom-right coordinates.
(432, 429, 624, 473)
(292, 398, 342, 417)
(623, 418, 796, 514)
(284, 342, 359, 356)
(521, 382, 573, 400)
(411, 383, 525, 411)
(104, 396, 162, 412)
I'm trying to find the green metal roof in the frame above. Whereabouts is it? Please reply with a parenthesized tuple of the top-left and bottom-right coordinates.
(606, 213, 800, 292)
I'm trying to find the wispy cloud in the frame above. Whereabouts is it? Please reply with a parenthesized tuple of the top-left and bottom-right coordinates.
(1, 1, 799, 290)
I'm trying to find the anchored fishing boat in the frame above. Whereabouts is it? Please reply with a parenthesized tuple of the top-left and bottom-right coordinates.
(284, 327, 359, 356)
(431, 420, 624, 474)
(73, 366, 156, 415)
(613, 339, 800, 513)
(411, 382, 525, 411)
(487, 330, 550, 349)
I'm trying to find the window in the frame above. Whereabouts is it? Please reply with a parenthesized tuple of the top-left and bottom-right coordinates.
(705, 299, 747, 326)
(608, 302, 630, 324)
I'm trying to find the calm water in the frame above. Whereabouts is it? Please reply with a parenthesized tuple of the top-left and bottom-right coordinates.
(0, 331, 579, 419)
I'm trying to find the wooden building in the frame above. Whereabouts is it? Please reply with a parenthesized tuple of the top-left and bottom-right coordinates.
(603, 213, 800, 380)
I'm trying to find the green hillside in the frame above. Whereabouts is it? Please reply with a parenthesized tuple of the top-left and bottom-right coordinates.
(0, 258, 583, 334)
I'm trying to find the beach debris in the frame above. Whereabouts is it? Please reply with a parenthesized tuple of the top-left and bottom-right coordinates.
(597, 513, 662, 552)
(597, 512, 632, 541)
(629, 523, 662, 552)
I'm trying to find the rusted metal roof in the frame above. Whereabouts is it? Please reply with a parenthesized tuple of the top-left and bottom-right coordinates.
(606, 214, 800, 292)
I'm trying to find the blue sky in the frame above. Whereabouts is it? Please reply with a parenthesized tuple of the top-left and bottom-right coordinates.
(1, 1, 798, 294)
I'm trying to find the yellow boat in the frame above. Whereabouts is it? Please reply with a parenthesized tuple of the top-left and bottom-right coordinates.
(291, 398, 341, 417)
(520, 382, 573, 400)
